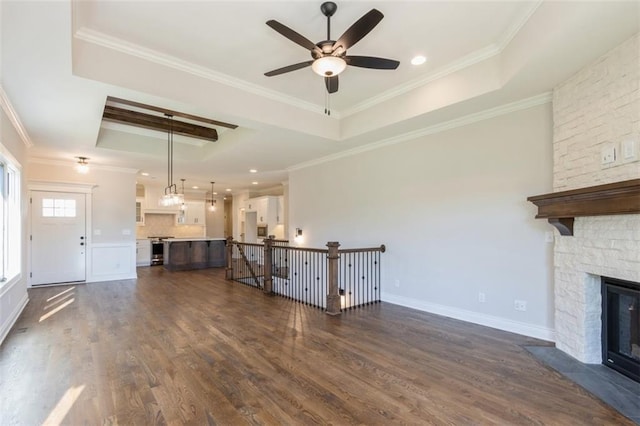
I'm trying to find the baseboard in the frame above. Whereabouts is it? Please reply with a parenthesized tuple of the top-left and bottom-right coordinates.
(0, 292, 29, 345)
(382, 293, 556, 342)
(87, 272, 137, 283)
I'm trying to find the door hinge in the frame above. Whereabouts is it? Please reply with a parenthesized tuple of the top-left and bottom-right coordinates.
(30, 272, 32, 278)
(30, 235, 32, 241)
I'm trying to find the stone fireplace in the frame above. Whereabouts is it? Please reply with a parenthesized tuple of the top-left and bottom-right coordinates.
(530, 33, 639, 365)
(555, 214, 639, 363)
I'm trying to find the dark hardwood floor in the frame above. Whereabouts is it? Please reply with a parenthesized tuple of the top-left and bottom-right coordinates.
(0, 267, 633, 425)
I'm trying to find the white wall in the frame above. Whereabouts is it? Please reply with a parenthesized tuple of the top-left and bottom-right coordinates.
(0, 108, 29, 344)
(205, 195, 225, 238)
(289, 102, 555, 340)
(27, 162, 137, 283)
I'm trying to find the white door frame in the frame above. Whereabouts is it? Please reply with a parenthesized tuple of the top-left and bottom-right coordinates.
(27, 181, 95, 288)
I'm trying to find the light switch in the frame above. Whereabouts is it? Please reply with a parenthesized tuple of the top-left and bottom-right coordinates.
(94, 229, 101, 236)
(622, 137, 638, 162)
(122, 229, 131, 235)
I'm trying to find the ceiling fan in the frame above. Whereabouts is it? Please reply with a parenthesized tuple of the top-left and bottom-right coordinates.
(264, 1, 400, 95)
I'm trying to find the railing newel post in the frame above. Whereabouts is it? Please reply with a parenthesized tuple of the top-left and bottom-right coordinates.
(326, 241, 341, 315)
(225, 236, 234, 280)
(263, 236, 273, 295)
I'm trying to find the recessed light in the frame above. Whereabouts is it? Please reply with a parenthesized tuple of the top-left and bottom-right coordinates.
(141, 172, 149, 176)
(192, 186, 199, 189)
(213, 192, 218, 195)
(249, 169, 257, 173)
(226, 188, 232, 192)
(411, 55, 427, 66)
(252, 181, 258, 185)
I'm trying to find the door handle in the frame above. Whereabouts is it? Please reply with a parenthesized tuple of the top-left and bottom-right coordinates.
(80, 242, 84, 246)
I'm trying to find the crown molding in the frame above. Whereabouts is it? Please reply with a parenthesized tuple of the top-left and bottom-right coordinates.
(495, 0, 543, 52)
(341, 44, 501, 118)
(29, 157, 139, 174)
(289, 92, 552, 172)
(73, 28, 338, 118)
(72, 2, 540, 121)
(341, 1, 543, 118)
(0, 85, 34, 148)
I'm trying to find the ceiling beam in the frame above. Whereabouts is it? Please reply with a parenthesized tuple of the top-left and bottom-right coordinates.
(106, 96, 238, 129)
(102, 105, 219, 141)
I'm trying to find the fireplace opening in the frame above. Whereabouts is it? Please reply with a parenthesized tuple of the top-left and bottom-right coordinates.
(601, 276, 640, 383)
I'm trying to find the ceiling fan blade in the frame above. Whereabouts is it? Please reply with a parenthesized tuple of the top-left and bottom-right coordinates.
(266, 20, 322, 54)
(264, 61, 314, 77)
(332, 9, 383, 54)
(345, 56, 400, 70)
(325, 76, 339, 94)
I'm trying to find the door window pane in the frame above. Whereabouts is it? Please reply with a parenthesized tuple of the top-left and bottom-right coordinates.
(42, 198, 76, 218)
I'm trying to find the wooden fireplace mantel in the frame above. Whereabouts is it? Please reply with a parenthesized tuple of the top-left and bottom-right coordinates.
(527, 178, 640, 236)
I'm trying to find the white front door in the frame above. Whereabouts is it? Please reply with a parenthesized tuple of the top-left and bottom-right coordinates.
(31, 191, 86, 285)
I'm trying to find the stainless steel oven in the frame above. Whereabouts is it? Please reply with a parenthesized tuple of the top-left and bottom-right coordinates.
(149, 236, 173, 266)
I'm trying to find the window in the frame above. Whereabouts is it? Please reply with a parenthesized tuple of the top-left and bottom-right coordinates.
(0, 144, 21, 285)
(42, 198, 76, 218)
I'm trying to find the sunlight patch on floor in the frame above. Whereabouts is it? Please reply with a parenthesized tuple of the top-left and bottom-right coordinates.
(39, 298, 75, 322)
(46, 287, 75, 303)
(42, 385, 85, 426)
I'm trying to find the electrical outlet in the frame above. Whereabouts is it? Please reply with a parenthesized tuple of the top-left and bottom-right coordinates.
(601, 145, 616, 165)
(545, 231, 554, 243)
(394, 279, 400, 288)
(514, 300, 527, 311)
(478, 292, 486, 303)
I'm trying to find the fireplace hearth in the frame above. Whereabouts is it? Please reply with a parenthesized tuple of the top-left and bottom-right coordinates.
(602, 277, 640, 383)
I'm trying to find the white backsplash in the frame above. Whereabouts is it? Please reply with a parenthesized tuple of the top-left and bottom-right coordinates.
(137, 214, 206, 238)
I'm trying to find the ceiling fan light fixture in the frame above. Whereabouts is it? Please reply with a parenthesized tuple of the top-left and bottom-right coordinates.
(312, 56, 347, 77)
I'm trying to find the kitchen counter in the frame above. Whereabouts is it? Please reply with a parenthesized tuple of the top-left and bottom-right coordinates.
(163, 238, 226, 271)
(165, 237, 226, 242)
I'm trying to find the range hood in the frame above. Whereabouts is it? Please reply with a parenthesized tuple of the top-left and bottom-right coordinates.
(144, 209, 178, 215)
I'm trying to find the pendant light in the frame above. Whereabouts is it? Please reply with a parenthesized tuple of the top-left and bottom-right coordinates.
(207, 181, 217, 212)
(179, 178, 187, 211)
(159, 114, 183, 206)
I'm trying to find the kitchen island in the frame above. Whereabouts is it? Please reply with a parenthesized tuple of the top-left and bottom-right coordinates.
(163, 238, 226, 271)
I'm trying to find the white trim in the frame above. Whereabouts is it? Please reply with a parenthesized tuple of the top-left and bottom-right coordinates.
(28, 180, 97, 194)
(341, 1, 543, 118)
(29, 157, 138, 174)
(382, 293, 556, 342)
(289, 92, 552, 171)
(27, 183, 94, 287)
(0, 86, 33, 148)
(0, 291, 29, 345)
(88, 242, 137, 283)
(342, 44, 500, 117)
(495, 0, 543, 52)
(72, 0, 540, 120)
(73, 27, 328, 117)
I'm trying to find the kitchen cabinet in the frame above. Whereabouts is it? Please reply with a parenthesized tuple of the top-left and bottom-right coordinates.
(135, 197, 145, 225)
(277, 196, 284, 224)
(176, 201, 205, 225)
(247, 196, 277, 225)
(136, 239, 151, 266)
(163, 238, 226, 271)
